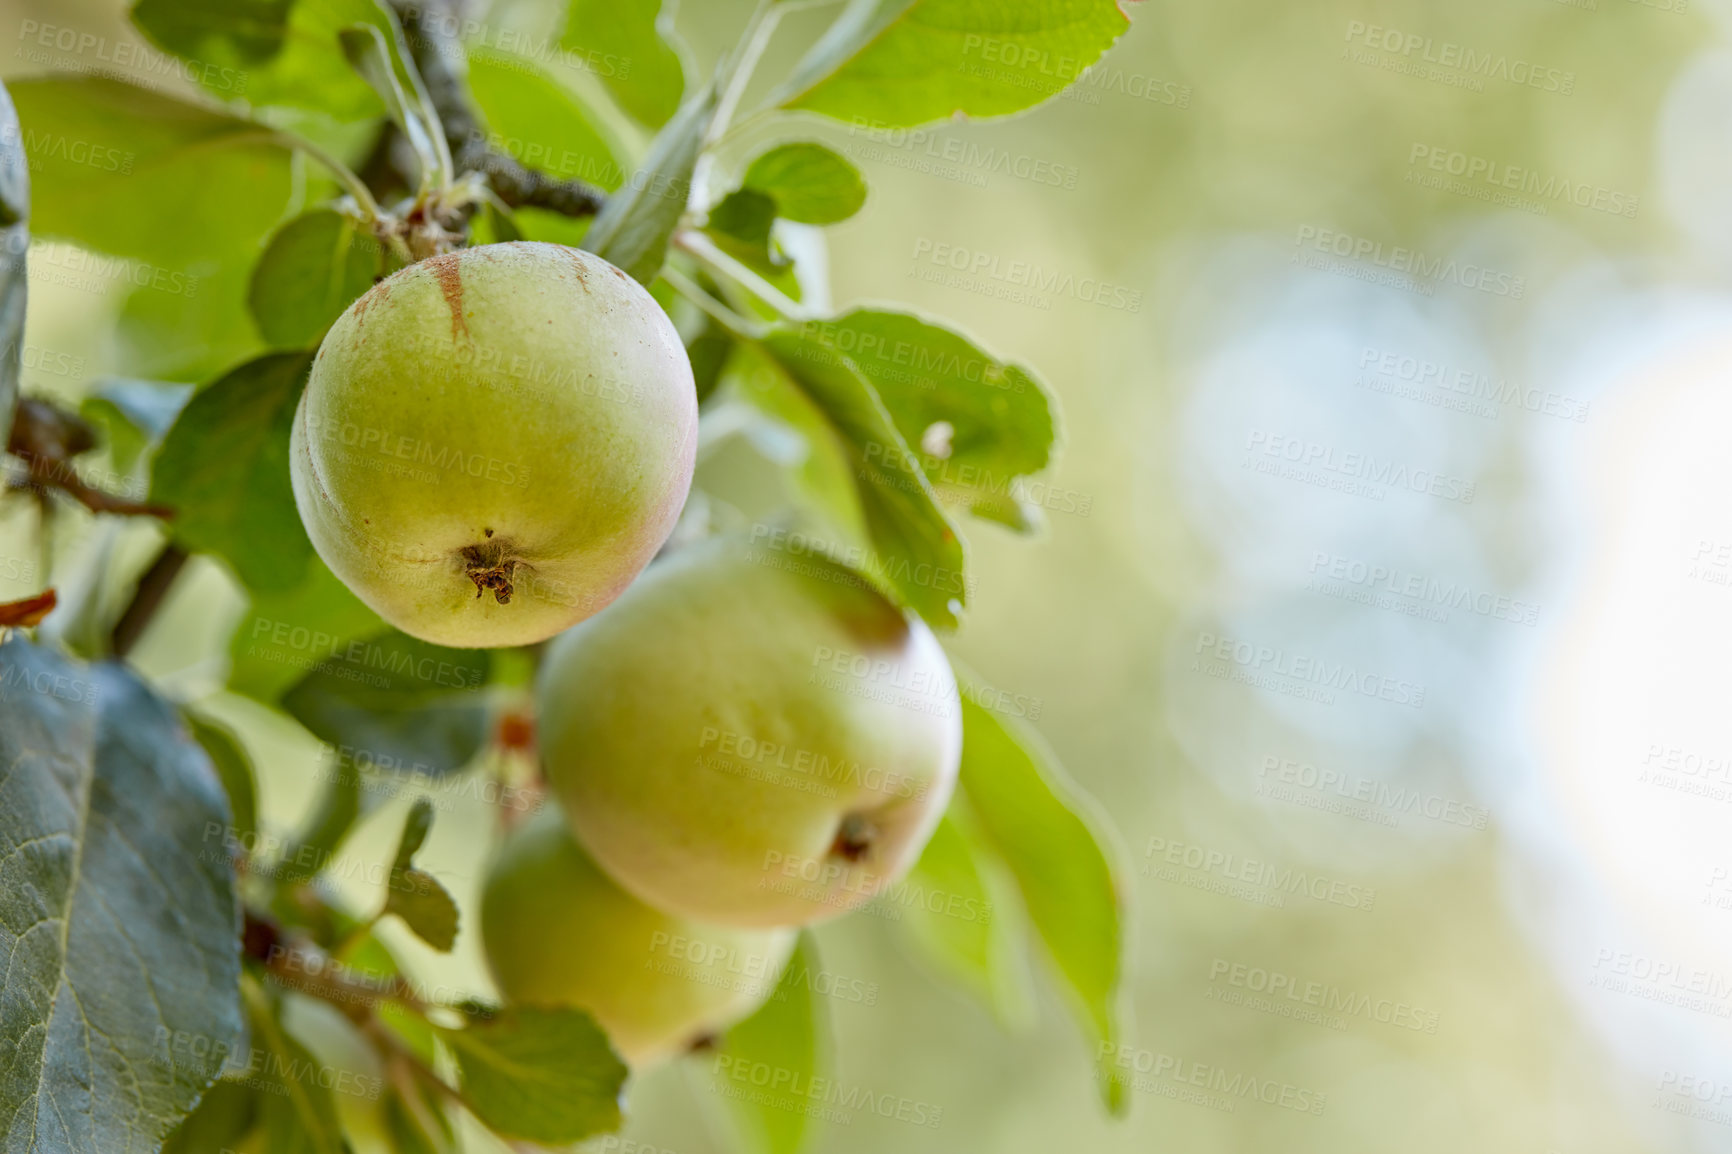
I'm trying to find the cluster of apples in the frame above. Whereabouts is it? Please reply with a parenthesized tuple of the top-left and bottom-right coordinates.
(290, 244, 963, 1065)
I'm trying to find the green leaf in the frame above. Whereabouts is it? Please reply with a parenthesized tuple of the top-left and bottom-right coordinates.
(717, 343, 868, 540)
(436, 1007, 627, 1144)
(8, 76, 293, 270)
(896, 808, 1035, 1027)
(383, 1076, 454, 1154)
(759, 328, 967, 629)
(466, 45, 628, 191)
(242, 980, 348, 1154)
(150, 351, 316, 595)
(742, 143, 866, 225)
(272, 758, 362, 885)
(708, 189, 777, 249)
(132, 0, 296, 66)
(0, 80, 27, 453)
(800, 309, 1057, 531)
(687, 323, 733, 406)
(953, 679, 1128, 1114)
(184, 710, 260, 844)
(561, 0, 688, 128)
(160, 1078, 259, 1154)
(713, 931, 831, 1154)
(226, 555, 385, 703)
(79, 379, 194, 474)
(338, 22, 446, 182)
(701, 193, 803, 304)
(280, 628, 492, 778)
(582, 82, 715, 283)
(391, 796, 434, 867)
(167, 0, 394, 122)
(384, 866, 458, 951)
(0, 635, 245, 1151)
(383, 798, 459, 951)
(250, 209, 389, 348)
(115, 257, 266, 384)
(781, 0, 1134, 128)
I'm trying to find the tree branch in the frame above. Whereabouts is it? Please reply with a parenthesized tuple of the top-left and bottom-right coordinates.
(5, 396, 172, 519)
(110, 541, 188, 659)
(391, 0, 606, 218)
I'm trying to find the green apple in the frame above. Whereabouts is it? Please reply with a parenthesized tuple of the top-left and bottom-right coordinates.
(480, 808, 795, 1067)
(290, 242, 697, 648)
(540, 534, 962, 927)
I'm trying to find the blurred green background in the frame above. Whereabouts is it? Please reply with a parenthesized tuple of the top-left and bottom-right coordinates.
(4, 0, 1728, 1150)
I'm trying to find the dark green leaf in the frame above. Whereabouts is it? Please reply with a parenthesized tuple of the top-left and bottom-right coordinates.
(280, 628, 492, 778)
(760, 328, 967, 629)
(250, 209, 389, 348)
(0, 635, 244, 1151)
(953, 678, 1127, 1115)
(132, 0, 295, 66)
(714, 932, 830, 1154)
(708, 189, 777, 249)
(466, 45, 628, 192)
(781, 0, 1134, 127)
(385, 867, 459, 952)
(226, 555, 385, 703)
(582, 82, 715, 283)
(242, 980, 348, 1154)
(175, 0, 393, 122)
(185, 710, 260, 844)
(383, 799, 459, 951)
(687, 324, 733, 405)
(9, 76, 293, 270)
(150, 351, 316, 594)
(742, 142, 866, 224)
(383, 1076, 454, 1154)
(391, 797, 434, 870)
(0, 80, 27, 453)
(561, 0, 688, 128)
(436, 1007, 627, 1144)
(271, 759, 361, 885)
(799, 308, 1056, 531)
(161, 1078, 258, 1154)
(703, 189, 792, 292)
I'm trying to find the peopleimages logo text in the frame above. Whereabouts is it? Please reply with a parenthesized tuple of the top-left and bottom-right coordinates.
(1294, 225, 1526, 298)
(911, 238, 1144, 312)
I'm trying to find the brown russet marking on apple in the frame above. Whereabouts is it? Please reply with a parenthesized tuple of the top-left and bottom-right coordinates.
(353, 280, 387, 327)
(562, 246, 590, 289)
(425, 252, 468, 338)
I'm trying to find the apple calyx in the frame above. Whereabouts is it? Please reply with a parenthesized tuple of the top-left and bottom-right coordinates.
(461, 536, 519, 604)
(831, 812, 879, 862)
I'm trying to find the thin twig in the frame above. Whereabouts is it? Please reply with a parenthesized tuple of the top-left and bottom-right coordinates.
(674, 229, 812, 320)
(110, 542, 188, 659)
(6, 396, 173, 519)
(662, 265, 765, 339)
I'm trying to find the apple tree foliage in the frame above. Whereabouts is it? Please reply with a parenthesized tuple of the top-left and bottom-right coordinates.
(0, 0, 1139, 1150)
